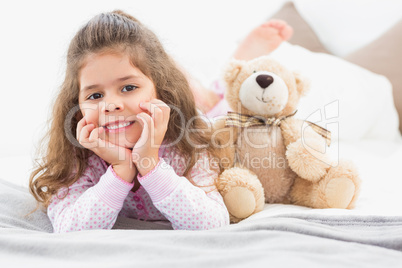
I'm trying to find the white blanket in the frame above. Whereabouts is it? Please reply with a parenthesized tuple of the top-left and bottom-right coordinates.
(1, 177, 402, 267)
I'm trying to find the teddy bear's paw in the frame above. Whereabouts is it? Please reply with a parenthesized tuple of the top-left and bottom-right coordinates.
(217, 167, 265, 222)
(319, 162, 361, 209)
(324, 178, 355, 208)
(224, 186, 257, 220)
(286, 139, 331, 182)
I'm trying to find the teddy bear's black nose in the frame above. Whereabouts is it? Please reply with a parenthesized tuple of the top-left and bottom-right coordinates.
(256, 74, 274, 89)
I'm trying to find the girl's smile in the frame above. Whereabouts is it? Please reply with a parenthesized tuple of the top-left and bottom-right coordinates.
(103, 120, 136, 133)
(78, 52, 157, 148)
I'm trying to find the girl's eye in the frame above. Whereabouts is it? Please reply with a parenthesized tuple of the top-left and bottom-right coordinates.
(88, 93, 103, 100)
(122, 85, 137, 92)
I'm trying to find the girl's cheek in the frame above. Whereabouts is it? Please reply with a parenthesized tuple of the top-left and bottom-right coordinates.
(80, 104, 100, 124)
(80, 103, 98, 116)
(86, 114, 99, 127)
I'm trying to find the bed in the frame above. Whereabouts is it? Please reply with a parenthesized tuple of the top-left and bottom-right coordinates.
(1, 0, 402, 266)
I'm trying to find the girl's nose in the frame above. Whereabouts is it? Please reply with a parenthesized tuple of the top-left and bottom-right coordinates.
(102, 101, 124, 113)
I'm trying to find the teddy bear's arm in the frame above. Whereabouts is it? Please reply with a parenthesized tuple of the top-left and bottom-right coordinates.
(280, 117, 327, 147)
(281, 117, 332, 182)
(280, 117, 304, 146)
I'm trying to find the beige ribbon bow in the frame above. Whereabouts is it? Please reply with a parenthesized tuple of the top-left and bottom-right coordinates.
(224, 110, 331, 146)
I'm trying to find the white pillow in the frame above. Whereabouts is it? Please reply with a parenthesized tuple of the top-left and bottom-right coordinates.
(269, 42, 401, 142)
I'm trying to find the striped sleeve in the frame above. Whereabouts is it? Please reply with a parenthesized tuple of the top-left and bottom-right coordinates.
(92, 166, 135, 209)
(48, 165, 134, 233)
(137, 158, 181, 203)
(138, 156, 229, 230)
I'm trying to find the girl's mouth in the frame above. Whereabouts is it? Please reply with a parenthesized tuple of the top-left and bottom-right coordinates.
(103, 121, 135, 133)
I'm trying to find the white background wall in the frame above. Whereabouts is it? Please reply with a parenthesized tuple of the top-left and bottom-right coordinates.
(1, 0, 402, 160)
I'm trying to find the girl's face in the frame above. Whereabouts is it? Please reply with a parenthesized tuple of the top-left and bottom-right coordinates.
(78, 52, 157, 149)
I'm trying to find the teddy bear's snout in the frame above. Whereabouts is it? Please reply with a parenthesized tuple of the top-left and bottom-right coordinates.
(256, 74, 274, 89)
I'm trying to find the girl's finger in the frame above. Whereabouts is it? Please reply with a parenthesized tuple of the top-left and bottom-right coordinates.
(135, 113, 151, 148)
(96, 135, 107, 150)
(160, 103, 171, 125)
(87, 127, 107, 151)
(141, 100, 169, 127)
(95, 128, 112, 152)
(76, 117, 87, 140)
(150, 99, 171, 124)
(139, 101, 152, 117)
(88, 126, 103, 143)
(137, 112, 153, 131)
(78, 124, 95, 144)
(140, 100, 162, 114)
(152, 104, 164, 126)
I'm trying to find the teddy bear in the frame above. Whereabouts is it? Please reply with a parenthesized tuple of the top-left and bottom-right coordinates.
(213, 55, 361, 223)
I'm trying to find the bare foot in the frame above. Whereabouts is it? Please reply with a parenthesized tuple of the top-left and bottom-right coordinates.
(233, 19, 293, 61)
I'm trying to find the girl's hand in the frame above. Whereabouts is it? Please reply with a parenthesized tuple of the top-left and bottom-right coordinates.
(76, 117, 137, 182)
(132, 99, 170, 176)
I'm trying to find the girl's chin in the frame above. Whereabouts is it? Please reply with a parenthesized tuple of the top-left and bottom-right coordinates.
(105, 139, 136, 149)
(102, 133, 138, 149)
(118, 141, 135, 149)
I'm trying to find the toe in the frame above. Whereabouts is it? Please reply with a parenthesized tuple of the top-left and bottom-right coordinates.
(266, 19, 287, 29)
(280, 25, 294, 40)
(263, 19, 293, 40)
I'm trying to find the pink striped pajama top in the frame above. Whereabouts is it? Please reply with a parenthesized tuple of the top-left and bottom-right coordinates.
(47, 146, 230, 233)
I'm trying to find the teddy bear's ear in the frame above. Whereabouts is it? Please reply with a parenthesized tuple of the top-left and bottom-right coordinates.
(293, 71, 311, 96)
(223, 59, 245, 87)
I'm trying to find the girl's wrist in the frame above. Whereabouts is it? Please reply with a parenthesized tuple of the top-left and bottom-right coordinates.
(135, 154, 160, 177)
(112, 162, 137, 183)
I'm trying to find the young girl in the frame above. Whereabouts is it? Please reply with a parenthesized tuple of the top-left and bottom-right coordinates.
(29, 10, 230, 232)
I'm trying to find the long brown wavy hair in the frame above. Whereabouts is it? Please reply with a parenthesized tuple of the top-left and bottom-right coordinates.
(29, 10, 219, 208)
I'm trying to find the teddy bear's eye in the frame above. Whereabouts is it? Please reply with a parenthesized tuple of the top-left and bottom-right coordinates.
(253, 70, 257, 73)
